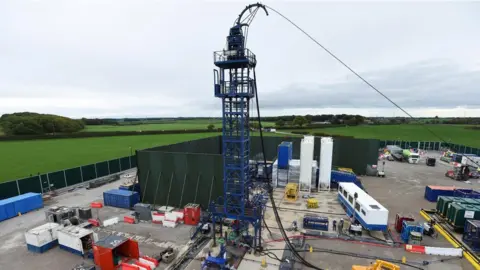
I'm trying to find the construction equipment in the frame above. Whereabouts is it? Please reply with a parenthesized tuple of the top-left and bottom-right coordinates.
(284, 183, 299, 202)
(352, 260, 400, 270)
(394, 213, 414, 233)
(306, 198, 318, 209)
(208, 2, 269, 253)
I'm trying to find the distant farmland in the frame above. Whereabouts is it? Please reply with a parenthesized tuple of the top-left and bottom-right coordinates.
(84, 119, 275, 132)
(291, 124, 480, 148)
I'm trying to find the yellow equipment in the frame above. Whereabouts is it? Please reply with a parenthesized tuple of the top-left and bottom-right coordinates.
(352, 260, 400, 270)
(338, 167, 354, 173)
(284, 183, 299, 202)
(306, 198, 318, 209)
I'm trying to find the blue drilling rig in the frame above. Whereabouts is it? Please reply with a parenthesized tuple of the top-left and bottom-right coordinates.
(209, 3, 269, 252)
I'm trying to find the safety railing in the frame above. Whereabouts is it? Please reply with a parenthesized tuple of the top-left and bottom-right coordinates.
(213, 48, 257, 65)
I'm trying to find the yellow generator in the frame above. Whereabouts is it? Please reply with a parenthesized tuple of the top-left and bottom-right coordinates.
(352, 260, 400, 270)
(284, 183, 299, 202)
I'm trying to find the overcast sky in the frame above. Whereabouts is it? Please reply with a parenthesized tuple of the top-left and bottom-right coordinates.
(1, 0, 479, 118)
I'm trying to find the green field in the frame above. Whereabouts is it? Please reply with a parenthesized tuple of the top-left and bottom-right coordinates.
(0, 133, 219, 182)
(84, 120, 275, 132)
(293, 124, 480, 147)
(0, 131, 286, 182)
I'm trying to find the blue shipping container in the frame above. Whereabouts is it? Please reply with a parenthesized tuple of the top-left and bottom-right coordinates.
(0, 200, 16, 222)
(103, 189, 140, 209)
(423, 186, 455, 202)
(278, 141, 293, 169)
(1, 192, 43, 217)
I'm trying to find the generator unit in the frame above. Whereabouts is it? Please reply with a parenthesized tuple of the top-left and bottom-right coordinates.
(45, 206, 76, 224)
(303, 215, 329, 231)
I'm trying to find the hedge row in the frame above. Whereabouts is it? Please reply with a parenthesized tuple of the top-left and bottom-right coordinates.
(276, 124, 348, 130)
(0, 128, 222, 141)
(289, 130, 355, 138)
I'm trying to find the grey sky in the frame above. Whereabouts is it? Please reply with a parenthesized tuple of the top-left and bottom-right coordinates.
(1, 1, 479, 118)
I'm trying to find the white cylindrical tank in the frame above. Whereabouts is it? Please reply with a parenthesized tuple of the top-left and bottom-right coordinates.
(58, 226, 97, 256)
(299, 136, 315, 192)
(25, 222, 61, 253)
(319, 137, 333, 189)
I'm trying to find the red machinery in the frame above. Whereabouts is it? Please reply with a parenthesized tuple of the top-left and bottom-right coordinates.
(395, 213, 414, 233)
(93, 235, 139, 270)
(184, 203, 201, 226)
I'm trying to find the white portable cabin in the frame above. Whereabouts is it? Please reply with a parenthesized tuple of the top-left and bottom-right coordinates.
(337, 182, 389, 231)
(25, 222, 62, 253)
(58, 226, 98, 256)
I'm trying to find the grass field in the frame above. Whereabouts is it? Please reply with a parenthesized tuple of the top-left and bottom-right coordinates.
(292, 124, 480, 147)
(84, 119, 275, 132)
(0, 131, 286, 182)
(0, 133, 219, 182)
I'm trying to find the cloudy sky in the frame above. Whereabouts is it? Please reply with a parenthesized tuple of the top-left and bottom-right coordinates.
(1, 0, 479, 118)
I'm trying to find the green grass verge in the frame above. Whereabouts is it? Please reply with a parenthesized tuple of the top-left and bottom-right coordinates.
(287, 124, 480, 147)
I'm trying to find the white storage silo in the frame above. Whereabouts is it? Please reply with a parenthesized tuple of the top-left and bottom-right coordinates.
(319, 137, 333, 189)
(299, 136, 315, 192)
(25, 222, 62, 253)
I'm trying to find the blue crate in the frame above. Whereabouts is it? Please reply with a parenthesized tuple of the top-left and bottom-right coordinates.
(0, 192, 43, 221)
(303, 215, 329, 231)
(103, 189, 140, 209)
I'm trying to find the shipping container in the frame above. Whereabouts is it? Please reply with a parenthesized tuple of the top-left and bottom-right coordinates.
(1, 193, 43, 219)
(450, 204, 480, 229)
(58, 226, 97, 256)
(25, 222, 61, 253)
(424, 186, 456, 202)
(93, 235, 140, 270)
(277, 141, 293, 169)
(0, 199, 16, 222)
(446, 199, 480, 221)
(103, 189, 140, 209)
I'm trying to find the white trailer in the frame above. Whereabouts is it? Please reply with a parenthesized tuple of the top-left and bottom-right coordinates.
(25, 222, 62, 253)
(58, 226, 98, 256)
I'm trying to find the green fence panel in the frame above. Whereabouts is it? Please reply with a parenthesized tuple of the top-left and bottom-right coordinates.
(0, 181, 20, 199)
(48, 171, 66, 189)
(108, 159, 121, 174)
(81, 165, 97, 181)
(96, 162, 109, 177)
(65, 167, 82, 186)
(17, 176, 42, 194)
(120, 157, 131, 171)
(40, 174, 49, 191)
(132, 155, 137, 168)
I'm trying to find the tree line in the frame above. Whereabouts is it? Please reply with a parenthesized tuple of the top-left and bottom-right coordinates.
(0, 112, 85, 135)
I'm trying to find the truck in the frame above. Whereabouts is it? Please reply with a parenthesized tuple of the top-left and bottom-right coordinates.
(402, 149, 420, 164)
(385, 145, 404, 161)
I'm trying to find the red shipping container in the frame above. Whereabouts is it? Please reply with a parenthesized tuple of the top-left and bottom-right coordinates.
(93, 235, 140, 270)
(184, 203, 201, 226)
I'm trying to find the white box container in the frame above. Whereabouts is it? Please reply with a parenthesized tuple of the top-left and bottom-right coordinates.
(25, 222, 61, 253)
(58, 226, 97, 256)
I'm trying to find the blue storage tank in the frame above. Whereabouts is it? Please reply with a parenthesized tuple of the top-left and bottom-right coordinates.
(103, 189, 140, 209)
(277, 141, 293, 169)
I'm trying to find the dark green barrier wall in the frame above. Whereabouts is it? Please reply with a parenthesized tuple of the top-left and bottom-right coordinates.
(137, 151, 223, 208)
(0, 155, 136, 200)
